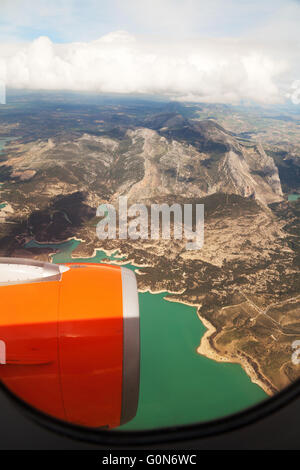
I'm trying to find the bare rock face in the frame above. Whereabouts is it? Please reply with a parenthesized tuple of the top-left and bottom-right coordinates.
(1, 117, 283, 208)
(121, 123, 283, 206)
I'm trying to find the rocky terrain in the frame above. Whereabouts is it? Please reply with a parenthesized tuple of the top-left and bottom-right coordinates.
(0, 118, 283, 206)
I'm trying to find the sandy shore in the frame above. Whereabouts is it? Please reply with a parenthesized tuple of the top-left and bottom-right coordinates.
(138, 287, 186, 295)
(151, 291, 274, 396)
(69, 242, 153, 269)
(196, 311, 274, 396)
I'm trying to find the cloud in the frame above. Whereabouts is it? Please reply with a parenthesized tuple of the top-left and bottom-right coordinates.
(0, 1, 299, 105)
(0, 32, 291, 104)
(287, 80, 300, 104)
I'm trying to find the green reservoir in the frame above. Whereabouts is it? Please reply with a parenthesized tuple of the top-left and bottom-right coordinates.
(0, 139, 6, 152)
(26, 238, 268, 429)
(0, 137, 14, 154)
(288, 194, 300, 202)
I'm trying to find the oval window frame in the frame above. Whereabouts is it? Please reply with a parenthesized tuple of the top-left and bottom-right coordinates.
(1, 376, 300, 446)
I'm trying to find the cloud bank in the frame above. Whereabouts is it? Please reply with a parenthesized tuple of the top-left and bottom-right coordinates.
(0, 31, 293, 104)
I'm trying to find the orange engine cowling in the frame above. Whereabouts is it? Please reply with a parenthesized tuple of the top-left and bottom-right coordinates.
(0, 258, 140, 429)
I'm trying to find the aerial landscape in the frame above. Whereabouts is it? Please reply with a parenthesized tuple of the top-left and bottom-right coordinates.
(0, 92, 299, 415)
(0, 0, 300, 430)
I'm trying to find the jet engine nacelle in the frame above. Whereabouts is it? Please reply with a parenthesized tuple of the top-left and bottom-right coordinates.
(0, 258, 140, 428)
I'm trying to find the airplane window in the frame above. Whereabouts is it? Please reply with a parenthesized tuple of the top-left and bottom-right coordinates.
(0, 0, 299, 446)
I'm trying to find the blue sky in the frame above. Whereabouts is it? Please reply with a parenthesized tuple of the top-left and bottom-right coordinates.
(1, 0, 299, 43)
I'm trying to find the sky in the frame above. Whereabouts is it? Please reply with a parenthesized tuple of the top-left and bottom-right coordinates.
(0, 0, 300, 104)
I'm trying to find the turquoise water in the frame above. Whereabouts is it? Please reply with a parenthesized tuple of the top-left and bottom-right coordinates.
(0, 137, 14, 154)
(288, 194, 300, 202)
(25, 239, 81, 263)
(25, 238, 268, 429)
(0, 203, 6, 209)
(0, 139, 6, 152)
(120, 292, 267, 430)
(25, 238, 125, 264)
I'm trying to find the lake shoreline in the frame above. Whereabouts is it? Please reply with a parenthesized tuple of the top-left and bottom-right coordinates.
(153, 293, 274, 396)
(25, 236, 273, 396)
(196, 313, 274, 396)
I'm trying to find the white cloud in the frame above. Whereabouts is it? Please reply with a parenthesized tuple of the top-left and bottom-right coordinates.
(287, 80, 300, 104)
(0, 32, 291, 104)
(0, 1, 299, 105)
